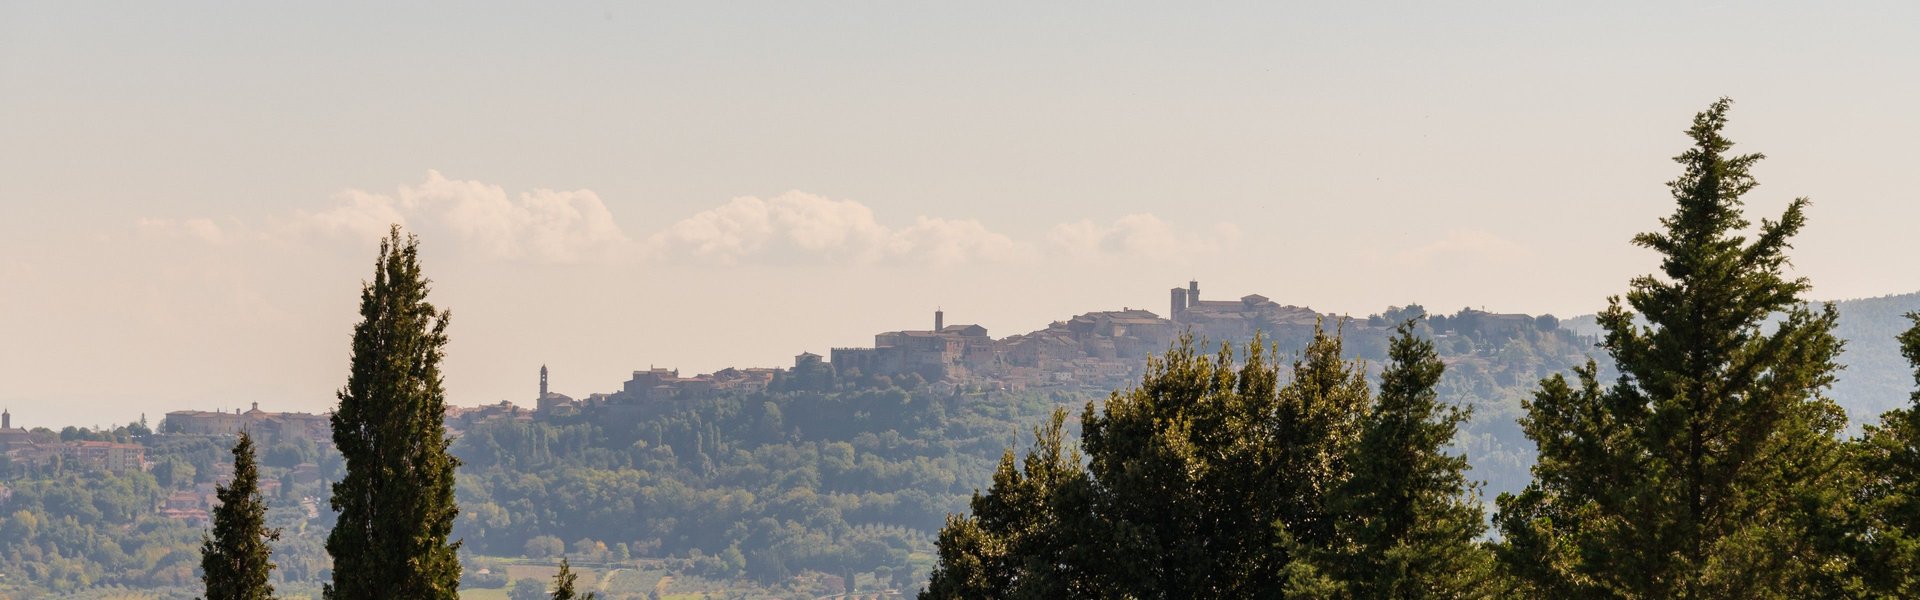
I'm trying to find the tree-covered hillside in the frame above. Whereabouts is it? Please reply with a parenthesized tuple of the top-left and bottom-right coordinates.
(3, 293, 1913, 597)
(448, 386, 1072, 592)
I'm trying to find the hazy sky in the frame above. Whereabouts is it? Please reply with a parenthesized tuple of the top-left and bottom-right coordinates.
(3, 2, 1917, 429)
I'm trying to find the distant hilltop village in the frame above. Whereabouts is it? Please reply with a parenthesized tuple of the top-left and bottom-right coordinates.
(73, 280, 1556, 444)
(1, 408, 147, 473)
(527, 281, 1556, 418)
(825, 280, 1324, 391)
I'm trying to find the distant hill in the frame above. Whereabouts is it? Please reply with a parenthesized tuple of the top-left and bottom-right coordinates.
(1562, 290, 1920, 428)
(6, 290, 1913, 597)
(1831, 291, 1920, 424)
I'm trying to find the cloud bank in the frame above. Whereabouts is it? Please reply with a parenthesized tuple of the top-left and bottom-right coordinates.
(302, 170, 630, 263)
(642, 192, 1033, 266)
(138, 171, 1236, 266)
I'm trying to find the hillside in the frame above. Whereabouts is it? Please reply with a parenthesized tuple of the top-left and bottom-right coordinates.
(1, 292, 1912, 597)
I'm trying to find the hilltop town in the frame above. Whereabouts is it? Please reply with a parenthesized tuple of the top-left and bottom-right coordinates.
(516, 280, 1559, 419)
(0, 280, 1568, 555)
(0, 279, 1559, 484)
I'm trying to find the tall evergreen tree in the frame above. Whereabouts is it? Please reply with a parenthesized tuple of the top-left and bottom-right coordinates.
(325, 227, 463, 599)
(1321, 320, 1495, 598)
(201, 432, 280, 600)
(1495, 99, 1851, 598)
(1853, 313, 1920, 595)
(923, 408, 1095, 599)
(550, 558, 597, 600)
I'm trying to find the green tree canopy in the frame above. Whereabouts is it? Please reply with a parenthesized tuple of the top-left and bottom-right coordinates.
(1853, 313, 1920, 595)
(550, 557, 597, 600)
(925, 322, 1495, 598)
(1495, 98, 1852, 598)
(325, 227, 463, 599)
(200, 432, 279, 600)
(509, 578, 547, 600)
(1318, 319, 1496, 597)
(923, 408, 1093, 599)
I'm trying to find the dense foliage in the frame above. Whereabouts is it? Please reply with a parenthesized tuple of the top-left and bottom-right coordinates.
(549, 557, 595, 600)
(1851, 313, 1920, 595)
(1494, 99, 1853, 597)
(0, 431, 335, 597)
(325, 227, 463, 599)
(201, 433, 280, 600)
(1321, 322, 1496, 597)
(923, 322, 1494, 598)
(448, 386, 1070, 587)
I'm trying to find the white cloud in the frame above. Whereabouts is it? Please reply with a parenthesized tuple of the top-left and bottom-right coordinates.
(1047, 214, 1240, 262)
(137, 171, 631, 263)
(133, 175, 1230, 267)
(891, 217, 1031, 265)
(643, 191, 1032, 266)
(301, 170, 630, 263)
(289, 189, 410, 241)
(1391, 230, 1530, 267)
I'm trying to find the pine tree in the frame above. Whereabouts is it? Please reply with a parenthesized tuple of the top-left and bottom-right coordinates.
(1495, 99, 1851, 597)
(1323, 319, 1495, 598)
(1854, 313, 1920, 595)
(551, 558, 597, 600)
(325, 227, 464, 599)
(923, 408, 1094, 599)
(201, 432, 280, 600)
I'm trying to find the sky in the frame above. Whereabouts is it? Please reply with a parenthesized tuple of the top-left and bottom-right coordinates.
(3, 2, 1917, 429)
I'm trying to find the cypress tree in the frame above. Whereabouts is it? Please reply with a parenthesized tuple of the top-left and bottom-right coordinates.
(1323, 319, 1495, 598)
(1495, 99, 1851, 597)
(325, 227, 463, 599)
(551, 558, 597, 600)
(202, 432, 280, 600)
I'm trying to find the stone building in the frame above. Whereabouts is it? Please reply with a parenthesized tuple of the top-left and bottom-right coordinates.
(831, 310, 992, 382)
(0, 408, 32, 452)
(1169, 281, 1322, 343)
(620, 367, 704, 401)
(163, 403, 330, 443)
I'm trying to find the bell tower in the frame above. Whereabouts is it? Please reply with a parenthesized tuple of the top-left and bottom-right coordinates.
(935, 308, 945, 331)
(540, 365, 549, 397)
(2, 408, 9, 430)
